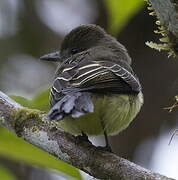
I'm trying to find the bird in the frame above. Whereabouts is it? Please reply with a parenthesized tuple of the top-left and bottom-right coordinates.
(40, 24, 143, 152)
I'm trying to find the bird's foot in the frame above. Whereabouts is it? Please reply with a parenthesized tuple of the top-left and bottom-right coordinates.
(76, 132, 92, 144)
(97, 144, 113, 153)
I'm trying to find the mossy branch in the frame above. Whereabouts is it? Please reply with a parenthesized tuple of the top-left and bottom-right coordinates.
(146, 0, 178, 57)
(0, 91, 174, 180)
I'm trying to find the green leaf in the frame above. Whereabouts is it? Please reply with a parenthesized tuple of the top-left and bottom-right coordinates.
(30, 89, 50, 111)
(11, 89, 50, 111)
(0, 163, 16, 180)
(105, 0, 144, 35)
(0, 127, 82, 180)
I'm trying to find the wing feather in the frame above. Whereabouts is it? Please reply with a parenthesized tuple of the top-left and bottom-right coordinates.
(50, 58, 141, 106)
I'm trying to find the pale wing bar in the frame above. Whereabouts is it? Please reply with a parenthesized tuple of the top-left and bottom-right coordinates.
(50, 61, 103, 106)
(99, 62, 141, 92)
(70, 60, 141, 93)
(50, 60, 141, 106)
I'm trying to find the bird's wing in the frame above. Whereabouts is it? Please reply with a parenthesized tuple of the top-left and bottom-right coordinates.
(47, 58, 141, 121)
(90, 60, 141, 93)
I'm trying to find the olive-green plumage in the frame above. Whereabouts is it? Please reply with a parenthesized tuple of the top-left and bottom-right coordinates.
(40, 24, 143, 145)
(59, 93, 143, 135)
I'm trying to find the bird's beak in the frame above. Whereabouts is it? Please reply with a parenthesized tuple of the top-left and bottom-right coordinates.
(40, 51, 61, 61)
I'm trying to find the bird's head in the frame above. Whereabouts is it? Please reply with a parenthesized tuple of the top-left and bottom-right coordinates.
(40, 24, 109, 61)
(40, 24, 131, 65)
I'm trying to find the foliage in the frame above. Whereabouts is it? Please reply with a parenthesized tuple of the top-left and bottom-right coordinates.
(0, 164, 16, 180)
(105, 0, 144, 35)
(11, 89, 50, 111)
(146, 0, 178, 57)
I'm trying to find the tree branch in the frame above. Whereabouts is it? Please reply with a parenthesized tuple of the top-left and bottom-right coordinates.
(0, 91, 174, 180)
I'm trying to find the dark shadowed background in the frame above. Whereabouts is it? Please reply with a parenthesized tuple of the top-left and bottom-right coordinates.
(0, 0, 178, 180)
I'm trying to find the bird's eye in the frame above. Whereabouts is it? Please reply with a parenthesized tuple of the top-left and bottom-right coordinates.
(71, 48, 79, 55)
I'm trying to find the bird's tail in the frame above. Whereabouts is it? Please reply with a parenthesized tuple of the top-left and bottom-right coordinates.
(45, 92, 94, 121)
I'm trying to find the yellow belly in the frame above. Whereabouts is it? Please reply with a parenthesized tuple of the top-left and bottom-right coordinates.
(58, 92, 143, 136)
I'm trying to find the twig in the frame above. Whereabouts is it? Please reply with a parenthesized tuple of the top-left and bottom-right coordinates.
(168, 129, 178, 145)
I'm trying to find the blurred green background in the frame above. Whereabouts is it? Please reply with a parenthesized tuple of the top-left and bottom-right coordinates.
(0, 0, 178, 179)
